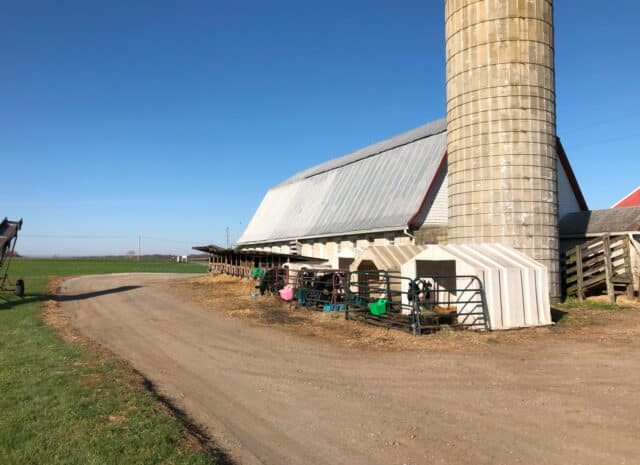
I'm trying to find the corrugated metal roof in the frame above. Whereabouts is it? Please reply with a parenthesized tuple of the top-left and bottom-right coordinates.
(191, 245, 324, 262)
(559, 206, 640, 236)
(238, 119, 447, 245)
(281, 118, 447, 186)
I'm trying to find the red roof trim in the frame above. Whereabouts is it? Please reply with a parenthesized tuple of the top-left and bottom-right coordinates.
(407, 150, 448, 228)
(557, 138, 588, 211)
(409, 141, 587, 228)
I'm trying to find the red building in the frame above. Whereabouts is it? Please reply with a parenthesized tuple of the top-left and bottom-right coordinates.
(613, 187, 640, 208)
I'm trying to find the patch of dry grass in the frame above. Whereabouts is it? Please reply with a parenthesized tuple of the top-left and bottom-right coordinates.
(167, 274, 639, 352)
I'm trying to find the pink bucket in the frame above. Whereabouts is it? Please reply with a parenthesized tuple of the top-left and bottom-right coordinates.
(279, 285, 294, 301)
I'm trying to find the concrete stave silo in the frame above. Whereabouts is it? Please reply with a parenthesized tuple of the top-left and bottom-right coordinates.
(445, 0, 561, 299)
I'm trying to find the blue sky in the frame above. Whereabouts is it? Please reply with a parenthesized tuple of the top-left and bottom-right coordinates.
(2, 1, 639, 256)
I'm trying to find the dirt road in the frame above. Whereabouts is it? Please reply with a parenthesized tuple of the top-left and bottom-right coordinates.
(60, 273, 640, 465)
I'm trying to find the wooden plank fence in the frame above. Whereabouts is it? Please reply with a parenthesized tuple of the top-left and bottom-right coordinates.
(563, 234, 634, 304)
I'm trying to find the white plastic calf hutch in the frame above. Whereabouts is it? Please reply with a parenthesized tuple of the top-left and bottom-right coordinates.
(400, 244, 552, 330)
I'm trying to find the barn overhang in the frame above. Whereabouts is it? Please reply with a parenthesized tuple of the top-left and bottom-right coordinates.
(192, 245, 324, 264)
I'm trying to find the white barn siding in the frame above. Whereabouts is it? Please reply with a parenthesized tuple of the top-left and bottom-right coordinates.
(423, 170, 448, 225)
(301, 243, 312, 257)
(558, 158, 582, 220)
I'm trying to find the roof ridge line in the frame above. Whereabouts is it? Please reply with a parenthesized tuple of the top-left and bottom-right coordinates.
(276, 117, 446, 187)
(293, 127, 446, 184)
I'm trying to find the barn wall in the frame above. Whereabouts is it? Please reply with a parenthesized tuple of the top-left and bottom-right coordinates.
(301, 243, 312, 257)
(558, 158, 582, 220)
(240, 231, 422, 270)
(414, 226, 448, 245)
(425, 172, 448, 225)
(411, 163, 449, 228)
(394, 236, 412, 246)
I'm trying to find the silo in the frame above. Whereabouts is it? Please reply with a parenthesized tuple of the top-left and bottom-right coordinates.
(445, 0, 560, 299)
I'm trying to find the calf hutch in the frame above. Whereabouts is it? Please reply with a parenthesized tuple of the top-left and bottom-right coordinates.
(399, 244, 551, 330)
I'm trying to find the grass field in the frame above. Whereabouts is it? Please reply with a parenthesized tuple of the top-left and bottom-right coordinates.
(0, 258, 214, 465)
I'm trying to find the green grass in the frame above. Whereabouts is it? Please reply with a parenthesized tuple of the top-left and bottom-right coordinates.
(558, 295, 630, 311)
(0, 258, 213, 465)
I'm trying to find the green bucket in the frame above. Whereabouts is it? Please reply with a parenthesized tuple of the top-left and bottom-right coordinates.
(368, 299, 388, 316)
(252, 267, 265, 278)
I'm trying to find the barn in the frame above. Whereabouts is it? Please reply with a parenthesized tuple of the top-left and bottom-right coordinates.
(235, 0, 596, 309)
(237, 118, 587, 274)
(208, 0, 640, 329)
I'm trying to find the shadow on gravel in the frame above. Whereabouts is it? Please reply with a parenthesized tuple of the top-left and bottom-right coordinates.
(55, 285, 143, 302)
(550, 306, 568, 323)
(141, 376, 238, 465)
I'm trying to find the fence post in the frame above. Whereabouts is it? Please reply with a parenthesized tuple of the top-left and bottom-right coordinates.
(344, 272, 350, 320)
(623, 235, 635, 300)
(575, 245, 584, 302)
(603, 235, 616, 304)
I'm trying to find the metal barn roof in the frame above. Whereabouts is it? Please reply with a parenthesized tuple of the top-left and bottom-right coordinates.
(559, 206, 640, 237)
(237, 119, 448, 245)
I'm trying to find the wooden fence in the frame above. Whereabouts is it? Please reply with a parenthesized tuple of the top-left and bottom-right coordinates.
(209, 263, 253, 279)
(563, 234, 634, 303)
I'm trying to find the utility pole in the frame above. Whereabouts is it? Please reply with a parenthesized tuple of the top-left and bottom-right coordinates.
(225, 227, 230, 249)
(137, 235, 141, 261)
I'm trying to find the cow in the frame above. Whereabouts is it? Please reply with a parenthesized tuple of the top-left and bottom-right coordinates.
(257, 268, 285, 296)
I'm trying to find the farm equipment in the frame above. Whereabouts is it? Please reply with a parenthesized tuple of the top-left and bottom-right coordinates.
(0, 218, 25, 297)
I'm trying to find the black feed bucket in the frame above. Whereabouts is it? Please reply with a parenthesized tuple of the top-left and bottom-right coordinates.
(15, 279, 25, 298)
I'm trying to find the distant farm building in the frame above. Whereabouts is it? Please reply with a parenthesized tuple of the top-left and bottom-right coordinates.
(613, 187, 640, 208)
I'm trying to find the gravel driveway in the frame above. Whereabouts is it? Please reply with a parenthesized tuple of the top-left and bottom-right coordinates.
(60, 273, 640, 465)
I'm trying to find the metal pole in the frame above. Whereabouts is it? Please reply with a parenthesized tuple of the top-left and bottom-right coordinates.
(138, 235, 141, 261)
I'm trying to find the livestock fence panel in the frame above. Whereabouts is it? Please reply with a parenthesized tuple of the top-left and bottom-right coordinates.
(563, 234, 633, 303)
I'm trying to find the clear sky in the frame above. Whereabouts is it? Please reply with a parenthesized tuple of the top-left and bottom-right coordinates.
(2, 1, 639, 256)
